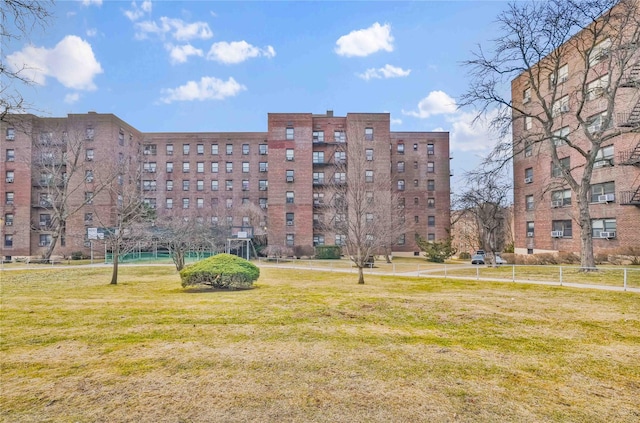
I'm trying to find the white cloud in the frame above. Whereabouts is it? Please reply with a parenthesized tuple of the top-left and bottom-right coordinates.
(135, 17, 213, 41)
(160, 76, 246, 103)
(449, 110, 502, 153)
(402, 90, 457, 118)
(64, 93, 80, 104)
(391, 118, 402, 126)
(124, 0, 152, 21)
(166, 43, 204, 64)
(335, 22, 394, 57)
(86, 28, 97, 37)
(7, 35, 103, 91)
(357, 64, 410, 81)
(207, 41, 276, 64)
(82, 0, 103, 6)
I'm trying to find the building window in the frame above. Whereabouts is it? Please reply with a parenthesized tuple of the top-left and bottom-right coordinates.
(398, 197, 405, 209)
(427, 179, 435, 191)
(397, 161, 405, 172)
(183, 144, 190, 155)
(590, 181, 615, 202)
(5, 171, 14, 183)
(313, 172, 325, 185)
(286, 234, 294, 246)
(166, 180, 173, 191)
(413, 179, 418, 187)
(397, 180, 405, 191)
(592, 218, 616, 238)
(589, 38, 611, 65)
(39, 234, 52, 247)
(225, 180, 233, 191)
(552, 220, 572, 237)
(365, 191, 374, 204)
(550, 64, 568, 87)
(166, 144, 174, 155)
(143, 162, 157, 173)
(211, 180, 219, 191)
(241, 162, 249, 173)
(524, 141, 532, 157)
(166, 162, 174, 173)
(551, 157, 570, 178)
(286, 149, 294, 161)
(526, 221, 534, 237)
(552, 95, 570, 117)
(85, 127, 94, 140)
(524, 116, 532, 130)
(197, 162, 204, 173)
(259, 144, 268, 155)
(313, 235, 325, 246)
(365, 213, 374, 224)
(286, 191, 294, 204)
(525, 168, 533, 183)
(166, 198, 173, 209)
(211, 162, 219, 173)
(414, 216, 419, 223)
(6, 149, 15, 162)
(313, 192, 325, 205)
(551, 189, 571, 207)
(211, 144, 219, 155)
(286, 127, 294, 140)
(427, 143, 434, 155)
(286, 213, 294, 226)
(4, 234, 13, 247)
(183, 162, 190, 173)
(595, 145, 614, 165)
(6, 127, 15, 140)
(86, 149, 94, 161)
(523, 87, 531, 104)
(335, 234, 345, 246)
(226, 216, 233, 225)
(259, 198, 267, 209)
(223, 144, 231, 155)
(365, 127, 373, 141)
(427, 216, 435, 227)
(334, 172, 346, 184)
(313, 131, 324, 143)
(313, 151, 325, 164)
(334, 131, 345, 143)
(182, 198, 189, 209)
(197, 180, 204, 191)
(182, 180, 190, 191)
(427, 198, 435, 208)
(239, 144, 248, 155)
(196, 198, 204, 209)
(4, 213, 14, 226)
(365, 170, 374, 182)
(259, 162, 268, 172)
(259, 180, 268, 191)
(427, 162, 435, 173)
(397, 142, 404, 154)
(587, 111, 610, 133)
(525, 195, 534, 211)
(365, 149, 374, 161)
(143, 144, 157, 155)
(84, 170, 93, 182)
(226, 162, 233, 173)
(553, 127, 569, 147)
(427, 233, 436, 241)
(84, 192, 93, 204)
(397, 234, 406, 245)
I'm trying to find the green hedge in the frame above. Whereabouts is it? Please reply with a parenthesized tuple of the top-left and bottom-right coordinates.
(315, 245, 342, 259)
(180, 253, 260, 290)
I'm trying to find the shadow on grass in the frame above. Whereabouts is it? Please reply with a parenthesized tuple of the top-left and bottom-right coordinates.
(179, 285, 258, 294)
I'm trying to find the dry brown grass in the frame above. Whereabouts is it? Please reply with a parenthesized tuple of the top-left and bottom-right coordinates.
(1, 266, 639, 422)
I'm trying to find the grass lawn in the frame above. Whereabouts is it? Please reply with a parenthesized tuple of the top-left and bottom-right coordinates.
(1, 266, 639, 422)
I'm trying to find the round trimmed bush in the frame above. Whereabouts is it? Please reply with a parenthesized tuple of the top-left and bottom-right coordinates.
(180, 253, 260, 290)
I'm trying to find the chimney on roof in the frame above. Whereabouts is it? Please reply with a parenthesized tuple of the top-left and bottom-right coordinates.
(327, 110, 333, 117)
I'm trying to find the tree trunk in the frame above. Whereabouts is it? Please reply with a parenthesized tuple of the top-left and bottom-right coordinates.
(357, 266, 365, 284)
(110, 242, 119, 285)
(578, 198, 595, 270)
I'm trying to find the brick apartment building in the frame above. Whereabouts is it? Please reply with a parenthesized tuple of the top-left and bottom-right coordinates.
(511, 2, 640, 256)
(1, 111, 451, 259)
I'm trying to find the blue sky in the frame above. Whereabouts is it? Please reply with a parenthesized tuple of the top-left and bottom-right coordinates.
(6, 0, 512, 186)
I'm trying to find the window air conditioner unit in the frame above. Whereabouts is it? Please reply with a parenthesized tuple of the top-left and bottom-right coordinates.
(600, 231, 616, 239)
(527, 232, 534, 237)
(86, 157, 93, 161)
(39, 242, 47, 247)
(286, 157, 294, 161)
(551, 231, 564, 238)
(5, 178, 13, 183)
(559, 75, 569, 83)
(597, 194, 615, 203)
(551, 200, 563, 208)
(286, 177, 294, 183)
(286, 221, 293, 226)
(524, 177, 533, 184)
(6, 221, 12, 226)
(594, 159, 611, 168)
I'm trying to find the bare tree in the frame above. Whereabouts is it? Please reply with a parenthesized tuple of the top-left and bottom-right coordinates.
(1, 0, 53, 120)
(461, 0, 640, 269)
(29, 122, 117, 259)
(323, 129, 406, 284)
(455, 171, 512, 266)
